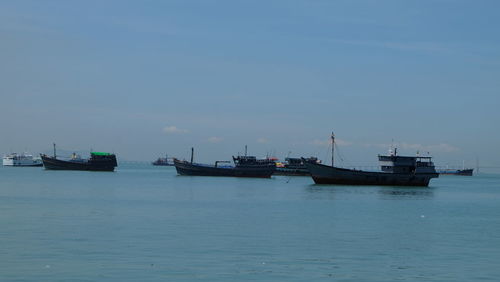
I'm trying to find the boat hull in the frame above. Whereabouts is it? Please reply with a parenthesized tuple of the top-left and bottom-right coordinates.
(174, 159, 275, 178)
(3, 161, 42, 167)
(274, 168, 310, 176)
(305, 163, 438, 186)
(152, 162, 174, 166)
(41, 155, 117, 171)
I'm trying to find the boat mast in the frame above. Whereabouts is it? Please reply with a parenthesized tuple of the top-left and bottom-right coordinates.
(245, 145, 247, 157)
(190, 147, 194, 164)
(331, 132, 335, 167)
(53, 143, 56, 158)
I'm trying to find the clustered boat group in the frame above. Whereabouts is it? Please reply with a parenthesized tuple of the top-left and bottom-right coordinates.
(3, 134, 474, 186)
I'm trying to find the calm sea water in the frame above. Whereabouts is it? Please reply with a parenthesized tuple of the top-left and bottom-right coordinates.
(1, 164, 499, 281)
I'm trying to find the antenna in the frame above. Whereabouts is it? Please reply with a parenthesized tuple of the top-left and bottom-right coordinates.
(245, 145, 247, 157)
(476, 157, 479, 174)
(190, 147, 194, 164)
(331, 132, 335, 167)
(53, 143, 56, 158)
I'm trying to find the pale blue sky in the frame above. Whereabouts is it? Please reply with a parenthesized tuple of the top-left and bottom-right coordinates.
(1, 0, 499, 168)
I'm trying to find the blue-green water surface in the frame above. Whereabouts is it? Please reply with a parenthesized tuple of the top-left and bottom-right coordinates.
(1, 164, 499, 281)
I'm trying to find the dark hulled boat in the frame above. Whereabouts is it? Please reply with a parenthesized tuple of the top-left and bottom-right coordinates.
(437, 168, 474, 176)
(174, 148, 275, 178)
(306, 155, 439, 186)
(274, 157, 320, 176)
(152, 154, 174, 166)
(304, 134, 439, 186)
(40, 144, 117, 171)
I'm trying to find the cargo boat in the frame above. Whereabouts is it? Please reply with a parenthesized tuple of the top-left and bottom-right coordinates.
(40, 144, 117, 171)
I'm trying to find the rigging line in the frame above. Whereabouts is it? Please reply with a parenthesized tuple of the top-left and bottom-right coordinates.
(334, 142, 354, 168)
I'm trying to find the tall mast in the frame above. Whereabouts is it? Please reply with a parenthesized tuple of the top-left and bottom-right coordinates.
(245, 145, 247, 157)
(190, 147, 194, 164)
(53, 143, 56, 158)
(331, 132, 335, 167)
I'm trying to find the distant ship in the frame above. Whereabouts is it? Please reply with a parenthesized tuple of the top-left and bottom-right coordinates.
(274, 157, 320, 176)
(40, 144, 117, 171)
(152, 154, 174, 166)
(304, 133, 439, 186)
(437, 168, 474, 176)
(3, 153, 43, 167)
(174, 147, 276, 178)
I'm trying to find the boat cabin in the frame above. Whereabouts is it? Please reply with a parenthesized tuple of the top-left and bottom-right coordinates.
(378, 149, 436, 174)
(233, 156, 275, 166)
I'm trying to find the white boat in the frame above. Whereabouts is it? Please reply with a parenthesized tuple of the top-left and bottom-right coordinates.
(3, 153, 43, 167)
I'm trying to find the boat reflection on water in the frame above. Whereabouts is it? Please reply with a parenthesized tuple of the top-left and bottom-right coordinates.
(377, 186, 434, 198)
(305, 185, 434, 200)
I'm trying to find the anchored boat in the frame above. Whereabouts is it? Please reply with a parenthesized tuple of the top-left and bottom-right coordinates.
(437, 168, 473, 176)
(40, 143, 117, 171)
(174, 147, 276, 178)
(305, 133, 439, 186)
(3, 153, 43, 167)
(152, 154, 175, 166)
(274, 157, 320, 176)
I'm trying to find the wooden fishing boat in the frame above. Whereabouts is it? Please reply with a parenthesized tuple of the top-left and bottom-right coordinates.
(40, 144, 117, 171)
(174, 147, 275, 178)
(305, 133, 439, 186)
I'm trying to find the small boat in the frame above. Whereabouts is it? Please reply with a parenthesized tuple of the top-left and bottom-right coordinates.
(152, 154, 175, 166)
(274, 157, 320, 176)
(437, 168, 474, 176)
(437, 161, 474, 176)
(304, 133, 439, 186)
(3, 153, 43, 167)
(40, 143, 117, 171)
(174, 147, 276, 178)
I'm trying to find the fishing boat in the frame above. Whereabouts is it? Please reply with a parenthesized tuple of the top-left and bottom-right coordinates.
(304, 133, 439, 186)
(3, 153, 43, 167)
(274, 157, 320, 176)
(152, 154, 174, 166)
(40, 144, 117, 171)
(174, 147, 276, 178)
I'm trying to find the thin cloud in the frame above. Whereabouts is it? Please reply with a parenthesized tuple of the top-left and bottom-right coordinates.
(162, 126, 188, 134)
(257, 138, 269, 144)
(364, 142, 459, 153)
(207, 136, 223, 143)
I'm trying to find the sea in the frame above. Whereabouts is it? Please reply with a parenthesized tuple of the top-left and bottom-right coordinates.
(1, 163, 500, 281)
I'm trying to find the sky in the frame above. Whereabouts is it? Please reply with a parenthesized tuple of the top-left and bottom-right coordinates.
(1, 0, 499, 169)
